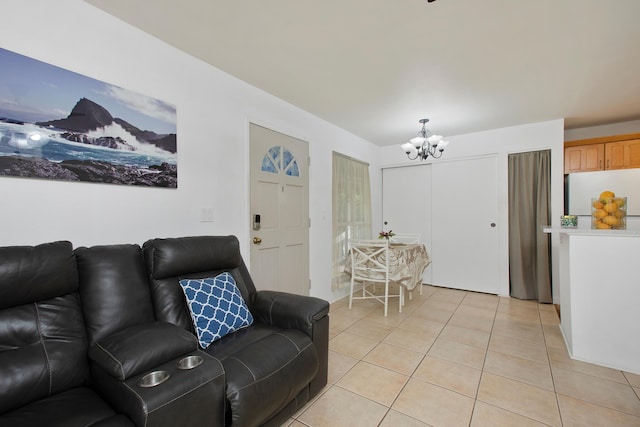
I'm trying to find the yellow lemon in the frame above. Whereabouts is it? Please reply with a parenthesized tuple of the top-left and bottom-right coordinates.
(600, 190, 615, 199)
(603, 202, 618, 213)
(613, 197, 626, 208)
(592, 208, 607, 219)
(595, 222, 611, 229)
(613, 209, 627, 218)
(592, 200, 604, 209)
(602, 216, 620, 226)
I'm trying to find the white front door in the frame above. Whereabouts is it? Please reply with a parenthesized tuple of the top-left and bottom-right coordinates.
(249, 123, 310, 295)
(431, 156, 500, 294)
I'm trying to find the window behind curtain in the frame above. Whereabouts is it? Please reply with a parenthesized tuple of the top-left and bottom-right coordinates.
(332, 152, 372, 290)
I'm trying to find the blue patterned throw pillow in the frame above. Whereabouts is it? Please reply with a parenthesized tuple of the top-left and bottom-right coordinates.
(179, 273, 253, 349)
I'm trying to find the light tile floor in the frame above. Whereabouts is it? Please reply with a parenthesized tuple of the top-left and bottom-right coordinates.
(284, 285, 640, 426)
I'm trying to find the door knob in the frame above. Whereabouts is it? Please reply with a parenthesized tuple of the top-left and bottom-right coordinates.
(490, 223, 496, 228)
(253, 237, 262, 244)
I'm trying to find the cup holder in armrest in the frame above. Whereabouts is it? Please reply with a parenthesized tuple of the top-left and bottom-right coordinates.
(177, 355, 204, 370)
(138, 370, 171, 388)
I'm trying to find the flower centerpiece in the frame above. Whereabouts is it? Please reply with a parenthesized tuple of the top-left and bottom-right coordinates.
(378, 230, 395, 240)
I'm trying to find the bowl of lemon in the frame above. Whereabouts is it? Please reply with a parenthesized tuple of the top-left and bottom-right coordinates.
(592, 190, 626, 230)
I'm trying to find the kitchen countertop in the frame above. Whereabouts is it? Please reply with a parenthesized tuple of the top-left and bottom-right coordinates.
(543, 227, 640, 237)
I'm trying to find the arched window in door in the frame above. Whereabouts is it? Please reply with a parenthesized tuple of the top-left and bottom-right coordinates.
(261, 146, 300, 177)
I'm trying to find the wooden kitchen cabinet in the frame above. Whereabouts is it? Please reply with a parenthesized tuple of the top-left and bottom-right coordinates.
(564, 144, 604, 173)
(604, 139, 640, 170)
(564, 133, 640, 173)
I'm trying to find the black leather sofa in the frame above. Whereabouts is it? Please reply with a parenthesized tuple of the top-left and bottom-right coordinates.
(0, 236, 329, 427)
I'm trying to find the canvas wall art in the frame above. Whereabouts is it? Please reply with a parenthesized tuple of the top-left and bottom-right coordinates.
(0, 47, 177, 187)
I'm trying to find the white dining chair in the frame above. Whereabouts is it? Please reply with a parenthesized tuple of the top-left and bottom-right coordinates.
(347, 239, 402, 317)
(388, 233, 424, 296)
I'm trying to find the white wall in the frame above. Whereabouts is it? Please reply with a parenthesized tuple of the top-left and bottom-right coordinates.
(564, 119, 640, 141)
(0, 0, 380, 303)
(379, 119, 565, 303)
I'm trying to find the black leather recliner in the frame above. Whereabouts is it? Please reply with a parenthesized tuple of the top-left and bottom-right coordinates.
(142, 235, 330, 426)
(75, 243, 226, 427)
(0, 241, 134, 426)
(1, 236, 329, 427)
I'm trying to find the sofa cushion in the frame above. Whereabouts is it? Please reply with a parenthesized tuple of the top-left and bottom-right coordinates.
(144, 236, 243, 280)
(0, 241, 90, 415)
(143, 236, 257, 333)
(206, 327, 319, 426)
(179, 273, 253, 348)
(0, 387, 133, 427)
(205, 322, 280, 360)
(0, 241, 77, 310)
(0, 294, 90, 414)
(75, 244, 156, 346)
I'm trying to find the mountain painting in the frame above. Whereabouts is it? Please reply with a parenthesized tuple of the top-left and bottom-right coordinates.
(0, 47, 177, 188)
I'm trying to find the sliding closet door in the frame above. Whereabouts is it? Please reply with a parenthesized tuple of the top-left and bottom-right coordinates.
(382, 165, 432, 284)
(431, 156, 500, 294)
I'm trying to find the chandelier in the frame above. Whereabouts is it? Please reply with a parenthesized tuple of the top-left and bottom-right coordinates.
(401, 118, 450, 161)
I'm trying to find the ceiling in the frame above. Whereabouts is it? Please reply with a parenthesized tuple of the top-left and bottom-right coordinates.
(85, 0, 640, 146)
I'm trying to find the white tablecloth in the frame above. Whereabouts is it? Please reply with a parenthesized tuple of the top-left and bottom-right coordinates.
(345, 243, 431, 291)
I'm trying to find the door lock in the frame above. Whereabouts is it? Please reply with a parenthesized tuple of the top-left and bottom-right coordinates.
(253, 237, 262, 244)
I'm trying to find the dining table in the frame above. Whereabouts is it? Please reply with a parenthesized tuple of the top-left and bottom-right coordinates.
(344, 242, 431, 292)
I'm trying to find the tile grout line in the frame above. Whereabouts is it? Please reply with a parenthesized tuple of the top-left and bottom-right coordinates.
(467, 291, 498, 427)
(540, 301, 565, 427)
(306, 287, 640, 426)
(378, 287, 482, 425)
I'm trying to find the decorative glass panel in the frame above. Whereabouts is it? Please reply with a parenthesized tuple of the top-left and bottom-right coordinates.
(283, 149, 293, 168)
(261, 146, 300, 177)
(269, 147, 281, 169)
(285, 160, 299, 176)
(261, 156, 277, 173)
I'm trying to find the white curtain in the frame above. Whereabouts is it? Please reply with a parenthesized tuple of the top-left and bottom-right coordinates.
(332, 152, 372, 290)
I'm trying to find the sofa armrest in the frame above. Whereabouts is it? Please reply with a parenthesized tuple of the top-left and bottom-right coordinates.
(253, 290, 329, 337)
(89, 322, 197, 381)
(91, 350, 225, 427)
(253, 290, 330, 397)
